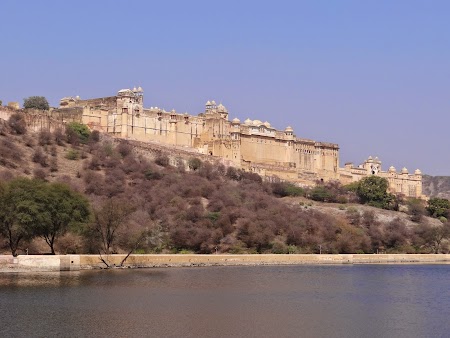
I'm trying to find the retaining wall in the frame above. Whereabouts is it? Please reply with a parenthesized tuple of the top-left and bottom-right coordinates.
(2, 254, 450, 272)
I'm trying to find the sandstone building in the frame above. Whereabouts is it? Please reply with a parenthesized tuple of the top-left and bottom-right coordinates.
(56, 87, 424, 198)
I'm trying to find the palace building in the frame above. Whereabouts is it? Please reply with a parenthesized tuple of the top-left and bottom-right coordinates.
(58, 87, 424, 198)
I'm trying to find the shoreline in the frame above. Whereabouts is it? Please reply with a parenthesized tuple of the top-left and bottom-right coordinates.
(1, 254, 450, 272)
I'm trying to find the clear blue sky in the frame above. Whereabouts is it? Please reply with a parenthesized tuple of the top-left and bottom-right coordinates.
(1, 0, 449, 175)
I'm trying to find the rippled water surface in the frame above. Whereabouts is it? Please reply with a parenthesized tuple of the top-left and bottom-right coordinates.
(1, 265, 450, 338)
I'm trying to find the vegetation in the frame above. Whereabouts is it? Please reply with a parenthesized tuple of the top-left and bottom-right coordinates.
(66, 122, 91, 144)
(426, 198, 450, 218)
(0, 178, 89, 256)
(8, 113, 27, 135)
(23, 96, 49, 110)
(1, 123, 450, 256)
(356, 176, 397, 210)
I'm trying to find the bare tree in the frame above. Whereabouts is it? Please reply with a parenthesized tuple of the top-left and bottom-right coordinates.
(91, 197, 136, 267)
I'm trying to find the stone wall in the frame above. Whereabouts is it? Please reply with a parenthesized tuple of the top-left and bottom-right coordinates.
(2, 254, 450, 272)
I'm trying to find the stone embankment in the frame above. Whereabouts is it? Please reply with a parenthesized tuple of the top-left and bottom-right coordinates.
(1, 254, 450, 272)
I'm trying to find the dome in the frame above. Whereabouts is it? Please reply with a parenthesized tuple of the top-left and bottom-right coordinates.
(211, 100, 216, 105)
(244, 118, 252, 125)
(388, 166, 396, 172)
(285, 126, 293, 132)
(232, 118, 240, 124)
(137, 86, 143, 92)
(133, 87, 137, 92)
(263, 121, 271, 128)
(217, 103, 228, 113)
(401, 167, 409, 174)
(414, 169, 422, 175)
(205, 100, 211, 106)
(253, 119, 262, 126)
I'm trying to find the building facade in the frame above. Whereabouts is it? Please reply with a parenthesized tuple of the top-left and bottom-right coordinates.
(58, 88, 423, 197)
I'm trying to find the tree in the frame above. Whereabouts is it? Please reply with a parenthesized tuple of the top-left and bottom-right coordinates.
(417, 222, 450, 253)
(33, 183, 90, 254)
(407, 198, 426, 223)
(426, 198, 450, 218)
(356, 176, 396, 210)
(91, 197, 136, 255)
(23, 96, 49, 110)
(0, 178, 43, 256)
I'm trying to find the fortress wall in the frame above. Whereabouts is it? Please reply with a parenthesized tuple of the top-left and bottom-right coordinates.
(240, 135, 293, 164)
(0, 108, 13, 121)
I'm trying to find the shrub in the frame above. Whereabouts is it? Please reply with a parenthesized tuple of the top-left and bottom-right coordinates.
(407, 198, 426, 223)
(33, 168, 48, 180)
(89, 130, 100, 143)
(32, 148, 48, 167)
(272, 182, 305, 197)
(50, 145, 58, 157)
(116, 141, 133, 158)
(155, 154, 170, 167)
(309, 185, 334, 202)
(188, 157, 202, 171)
(65, 149, 79, 160)
(49, 157, 58, 172)
(38, 130, 53, 146)
(53, 128, 65, 146)
(66, 122, 91, 144)
(8, 113, 27, 134)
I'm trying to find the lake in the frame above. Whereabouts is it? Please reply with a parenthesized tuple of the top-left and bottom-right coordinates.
(1, 265, 449, 337)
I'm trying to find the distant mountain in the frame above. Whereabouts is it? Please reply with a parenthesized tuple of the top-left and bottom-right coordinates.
(423, 175, 450, 199)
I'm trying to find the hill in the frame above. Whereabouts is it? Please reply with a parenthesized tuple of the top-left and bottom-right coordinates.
(0, 115, 448, 256)
(422, 175, 450, 199)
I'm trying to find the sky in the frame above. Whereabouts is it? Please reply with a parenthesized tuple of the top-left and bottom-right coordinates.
(1, 0, 449, 175)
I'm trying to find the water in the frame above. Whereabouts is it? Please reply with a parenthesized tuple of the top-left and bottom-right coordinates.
(1, 265, 449, 338)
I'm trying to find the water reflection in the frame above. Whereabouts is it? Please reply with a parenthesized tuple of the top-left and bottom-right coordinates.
(1, 265, 450, 338)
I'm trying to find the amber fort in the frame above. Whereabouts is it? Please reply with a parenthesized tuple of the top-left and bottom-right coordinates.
(1, 87, 424, 198)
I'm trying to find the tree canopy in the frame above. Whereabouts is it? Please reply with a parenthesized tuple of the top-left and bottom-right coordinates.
(23, 96, 49, 110)
(427, 198, 450, 219)
(356, 176, 397, 210)
(33, 182, 90, 254)
(0, 178, 90, 255)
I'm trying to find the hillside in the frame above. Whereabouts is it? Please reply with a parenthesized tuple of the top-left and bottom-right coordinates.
(0, 116, 448, 256)
(422, 175, 450, 199)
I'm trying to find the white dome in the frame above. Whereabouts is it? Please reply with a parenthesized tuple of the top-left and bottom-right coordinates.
(285, 126, 293, 132)
(253, 119, 262, 126)
(217, 103, 228, 112)
(232, 118, 240, 124)
(205, 100, 211, 106)
(414, 169, 422, 175)
(388, 166, 396, 172)
(263, 121, 271, 128)
(244, 118, 252, 125)
(401, 167, 409, 174)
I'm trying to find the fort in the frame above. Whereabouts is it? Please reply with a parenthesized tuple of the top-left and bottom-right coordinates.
(1, 88, 424, 198)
